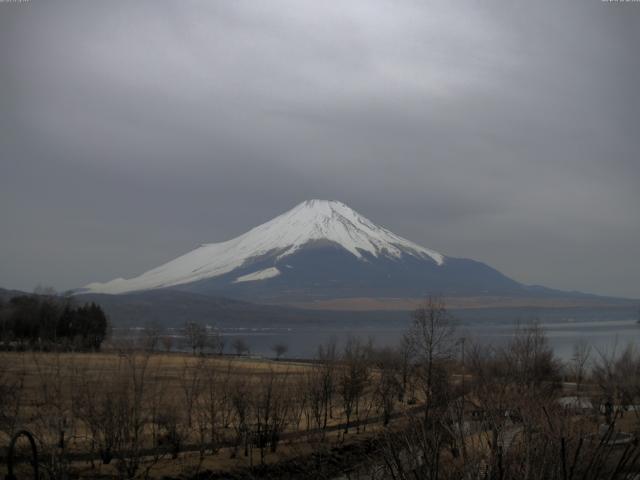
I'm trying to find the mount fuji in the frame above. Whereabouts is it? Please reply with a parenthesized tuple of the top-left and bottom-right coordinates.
(81, 199, 546, 303)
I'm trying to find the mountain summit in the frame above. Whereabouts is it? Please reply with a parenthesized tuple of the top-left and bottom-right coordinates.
(82, 200, 524, 301)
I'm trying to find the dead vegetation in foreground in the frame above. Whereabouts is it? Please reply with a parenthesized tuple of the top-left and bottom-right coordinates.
(0, 337, 417, 479)
(2, 298, 640, 479)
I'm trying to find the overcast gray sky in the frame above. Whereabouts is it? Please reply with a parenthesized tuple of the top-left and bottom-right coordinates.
(1, 0, 639, 298)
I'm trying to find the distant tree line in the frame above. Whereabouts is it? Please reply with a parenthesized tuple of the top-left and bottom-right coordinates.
(0, 292, 109, 351)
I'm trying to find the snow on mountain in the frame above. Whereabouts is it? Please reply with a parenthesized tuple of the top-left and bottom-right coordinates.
(233, 267, 281, 283)
(82, 200, 445, 295)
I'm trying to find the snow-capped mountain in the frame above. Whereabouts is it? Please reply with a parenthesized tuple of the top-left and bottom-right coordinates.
(82, 199, 525, 301)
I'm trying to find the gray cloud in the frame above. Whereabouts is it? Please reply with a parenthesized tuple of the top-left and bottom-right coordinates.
(1, 0, 638, 298)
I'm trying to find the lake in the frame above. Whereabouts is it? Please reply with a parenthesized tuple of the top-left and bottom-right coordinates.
(219, 317, 640, 362)
(115, 306, 639, 362)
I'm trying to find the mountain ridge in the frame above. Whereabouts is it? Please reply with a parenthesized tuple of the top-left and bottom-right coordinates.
(79, 200, 620, 304)
(81, 199, 446, 295)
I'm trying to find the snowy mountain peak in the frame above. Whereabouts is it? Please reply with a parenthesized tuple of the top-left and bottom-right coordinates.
(253, 199, 444, 262)
(82, 200, 445, 294)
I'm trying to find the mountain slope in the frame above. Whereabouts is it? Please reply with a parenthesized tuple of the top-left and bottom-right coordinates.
(80, 199, 554, 302)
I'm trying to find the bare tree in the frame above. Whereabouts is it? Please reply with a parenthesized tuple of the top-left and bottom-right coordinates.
(195, 358, 232, 456)
(142, 320, 162, 352)
(379, 416, 453, 480)
(467, 341, 516, 474)
(271, 342, 288, 360)
(304, 366, 326, 434)
(156, 404, 185, 460)
(396, 335, 413, 403)
(593, 343, 640, 423)
(184, 321, 207, 355)
(505, 323, 561, 389)
(379, 394, 640, 480)
(0, 298, 10, 343)
(232, 337, 250, 356)
(73, 354, 171, 473)
(116, 352, 151, 478)
(251, 368, 293, 463)
(338, 337, 370, 434)
(161, 334, 174, 353)
(318, 338, 337, 430)
(179, 357, 205, 429)
(570, 339, 592, 395)
(0, 353, 25, 438)
(74, 362, 123, 466)
(467, 325, 563, 478)
(207, 327, 225, 355)
(289, 375, 308, 433)
(372, 347, 402, 426)
(406, 296, 456, 420)
(31, 351, 78, 479)
(229, 377, 251, 458)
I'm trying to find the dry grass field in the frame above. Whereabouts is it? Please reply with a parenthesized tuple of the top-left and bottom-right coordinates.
(0, 350, 413, 479)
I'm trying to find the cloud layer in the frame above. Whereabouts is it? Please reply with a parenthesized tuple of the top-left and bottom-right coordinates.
(1, 0, 638, 298)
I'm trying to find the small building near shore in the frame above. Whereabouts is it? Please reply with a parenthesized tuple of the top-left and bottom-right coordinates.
(558, 396, 594, 413)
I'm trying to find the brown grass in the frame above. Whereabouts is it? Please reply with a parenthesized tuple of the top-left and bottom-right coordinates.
(0, 350, 406, 479)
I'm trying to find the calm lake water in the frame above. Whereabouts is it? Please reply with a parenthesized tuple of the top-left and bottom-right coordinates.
(218, 318, 640, 361)
(117, 306, 639, 362)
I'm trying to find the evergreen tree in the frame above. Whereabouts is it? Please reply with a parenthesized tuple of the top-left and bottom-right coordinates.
(0, 294, 109, 351)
